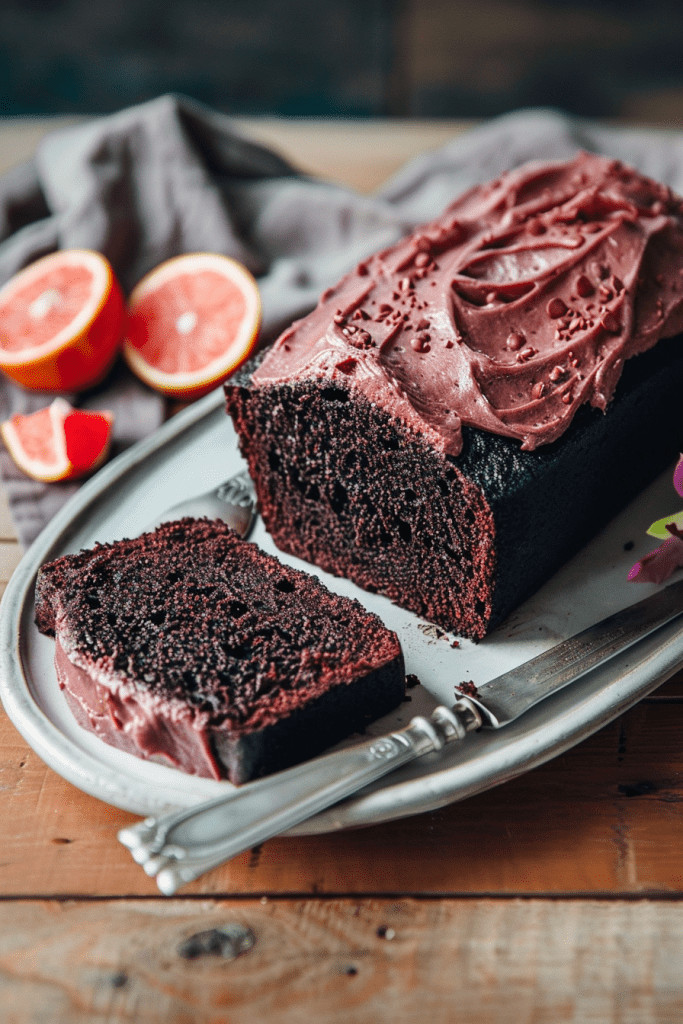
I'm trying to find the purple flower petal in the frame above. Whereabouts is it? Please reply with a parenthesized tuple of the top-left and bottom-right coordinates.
(629, 535, 683, 584)
(674, 454, 683, 499)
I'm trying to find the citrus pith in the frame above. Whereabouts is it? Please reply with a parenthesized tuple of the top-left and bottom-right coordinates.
(1, 398, 114, 482)
(123, 253, 261, 400)
(0, 250, 125, 392)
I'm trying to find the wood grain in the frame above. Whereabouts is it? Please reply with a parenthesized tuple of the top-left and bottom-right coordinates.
(1, 897, 683, 1024)
(2, 676, 682, 898)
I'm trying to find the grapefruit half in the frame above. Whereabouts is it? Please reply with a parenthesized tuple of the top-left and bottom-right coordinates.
(0, 250, 125, 392)
(1, 398, 114, 482)
(123, 253, 261, 400)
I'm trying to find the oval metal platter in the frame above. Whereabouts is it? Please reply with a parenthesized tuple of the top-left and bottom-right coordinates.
(1, 385, 682, 833)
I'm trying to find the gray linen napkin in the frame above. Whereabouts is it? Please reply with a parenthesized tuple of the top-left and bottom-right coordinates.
(2, 96, 683, 547)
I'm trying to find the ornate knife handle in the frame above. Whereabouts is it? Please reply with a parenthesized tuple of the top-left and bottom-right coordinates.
(118, 698, 482, 894)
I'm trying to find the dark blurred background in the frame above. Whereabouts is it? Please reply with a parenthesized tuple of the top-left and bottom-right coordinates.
(1, 0, 683, 123)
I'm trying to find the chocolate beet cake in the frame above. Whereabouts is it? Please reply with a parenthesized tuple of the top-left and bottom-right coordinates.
(225, 153, 683, 639)
(34, 518, 405, 783)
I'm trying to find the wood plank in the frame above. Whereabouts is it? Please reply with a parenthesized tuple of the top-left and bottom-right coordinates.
(0, 117, 82, 176)
(2, 678, 683, 898)
(0, 486, 18, 543)
(1, 897, 683, 1023)
(234, 117, 472, 193)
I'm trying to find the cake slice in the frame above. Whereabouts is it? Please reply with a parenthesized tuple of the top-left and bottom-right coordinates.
(34, 518, 405, 784)
(226, 153, 683, 639)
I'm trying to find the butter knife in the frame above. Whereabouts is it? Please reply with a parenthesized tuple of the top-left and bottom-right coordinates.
(118, 577, 683, 894)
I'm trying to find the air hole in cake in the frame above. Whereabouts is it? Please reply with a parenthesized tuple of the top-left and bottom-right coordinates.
(475, 599, 487, 618)
(344, 450, 357, 470)
(307, 483, 320, 501)
(330, 481, 347, 514)
(228, 599, 249, 618)
(274, 578, 295, 593)
(268, 449, 280, 471)
(182, 670, 198, 692)
(405, 488, 417, 502)
(380, 435, 400, 452)
(166, 571, 181, 584)
(150, 608, 166, 626)
(84, 592, 100, 609)
(379, 527, 392, 547)
(288, 465, 308, 494)
(106, 612, 117, 627)
(396, 518, 412, 543)
(226, 644, 247, 659)
(437, 478, 449, 496)
(321, 387, 348, 403)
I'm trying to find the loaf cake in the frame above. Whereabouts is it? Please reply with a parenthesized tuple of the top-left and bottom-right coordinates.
(226, 153, 683, 639)
(34, 518, 405, 783)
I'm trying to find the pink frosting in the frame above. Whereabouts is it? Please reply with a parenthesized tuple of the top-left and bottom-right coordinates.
(55, 637, 223, 779)
(254, 152, 683, 454)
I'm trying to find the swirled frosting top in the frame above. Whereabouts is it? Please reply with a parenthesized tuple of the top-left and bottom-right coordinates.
(253, 153, 683, 453)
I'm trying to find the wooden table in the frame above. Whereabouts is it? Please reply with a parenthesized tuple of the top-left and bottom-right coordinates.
(1, 118, 683, 1024)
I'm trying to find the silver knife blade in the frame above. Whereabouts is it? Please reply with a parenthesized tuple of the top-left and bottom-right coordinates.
(457, 577, 683, 728)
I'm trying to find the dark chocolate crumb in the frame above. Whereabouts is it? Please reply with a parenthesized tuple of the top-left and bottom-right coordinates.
(418, 623, 447, 640)
(623, 540, 634, 551)
(457, 680, 479, 698)
(406, 673, 421, 688)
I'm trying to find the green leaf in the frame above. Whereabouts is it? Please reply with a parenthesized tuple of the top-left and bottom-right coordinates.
(647, 511, 683, 539)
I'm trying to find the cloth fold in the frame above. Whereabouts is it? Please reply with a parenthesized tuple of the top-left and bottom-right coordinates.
(2, 96, 683, 547)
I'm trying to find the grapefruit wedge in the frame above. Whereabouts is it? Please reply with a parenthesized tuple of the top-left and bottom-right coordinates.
(1, 398, 114, 482)
(123, 253, 261, 401)
(0, 250, 125, 392)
